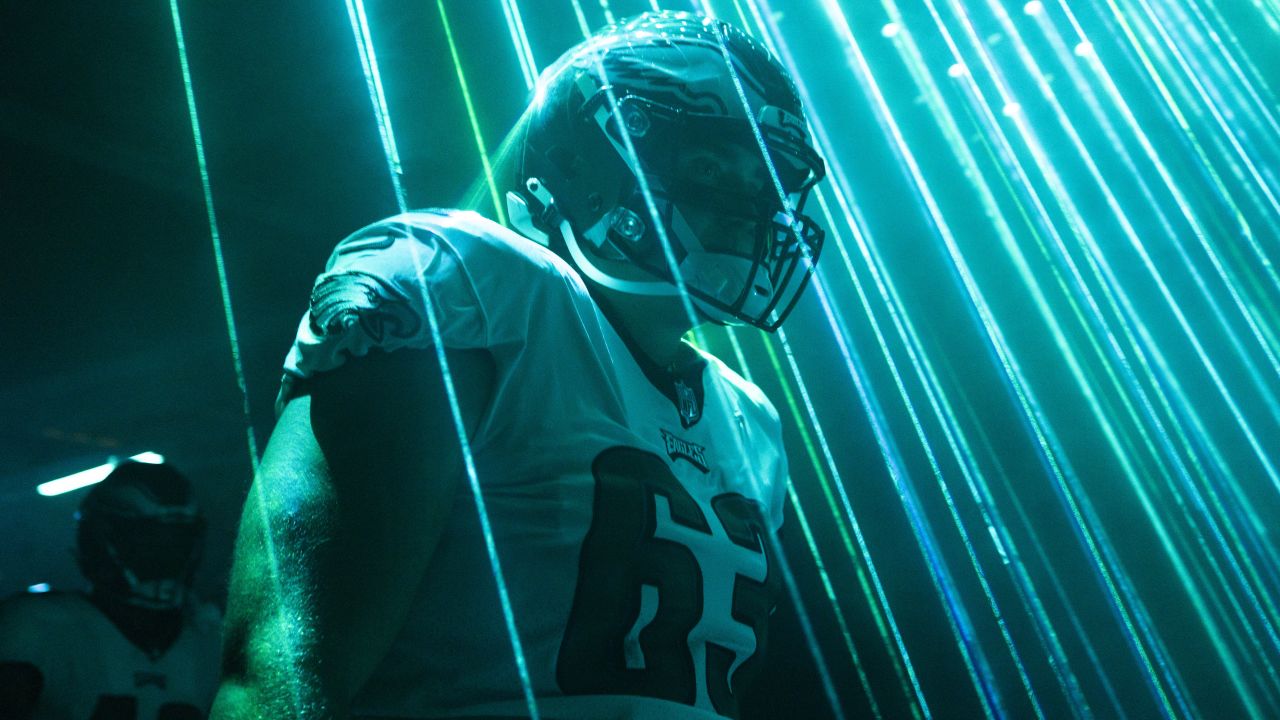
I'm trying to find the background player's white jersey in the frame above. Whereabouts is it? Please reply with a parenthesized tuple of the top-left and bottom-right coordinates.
(0, 591, 221, 720)
(282, 210, 790, 719)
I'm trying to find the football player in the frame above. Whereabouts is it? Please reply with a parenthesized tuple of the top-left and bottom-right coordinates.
(0, 460, 221, 719)
(213, 11, 825, 720)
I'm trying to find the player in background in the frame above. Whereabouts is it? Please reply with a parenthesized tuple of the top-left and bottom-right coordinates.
(0, 460, 222, 720)
(213, 10, 825, 719)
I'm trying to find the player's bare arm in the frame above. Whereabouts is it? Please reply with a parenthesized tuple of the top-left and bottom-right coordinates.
(211, 347, 495, 719)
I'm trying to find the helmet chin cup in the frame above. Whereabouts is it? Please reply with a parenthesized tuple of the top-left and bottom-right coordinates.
(682, 251, 775, 326)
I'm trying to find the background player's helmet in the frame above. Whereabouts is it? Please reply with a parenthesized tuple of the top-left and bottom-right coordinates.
(76, 461, 205, 611)
(507, 11, 826, 331)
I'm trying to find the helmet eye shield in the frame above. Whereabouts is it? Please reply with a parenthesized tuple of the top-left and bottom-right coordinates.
(589, 91, 828, 330)
(599, 94, 825, 203)
(100, 514, 206, 582)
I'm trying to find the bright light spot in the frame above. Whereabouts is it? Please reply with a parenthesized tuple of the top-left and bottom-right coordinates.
(881, 22, 902, 38)
(1075, 41, 1094, 57)
(1024, 1, 1045, 15)
(37, 452, 165, 497)
(948, 63, 967, 78)
(1003, 102, 1022, 117)
(27, 583, 50, 593)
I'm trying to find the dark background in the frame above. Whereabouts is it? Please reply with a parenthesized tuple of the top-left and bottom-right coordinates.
(5, 0, 1280, 718)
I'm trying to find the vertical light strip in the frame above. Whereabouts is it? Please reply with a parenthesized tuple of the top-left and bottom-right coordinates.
(347, 0, 408, 209)
(708, 7, 1060, 714)
(783, 484, 885, 720)
(759, 324, 926, 720)
(167, 0, 260, 467)
(438, 0, 507, 225)
(345, 3, 538, 716)
(597, 0, 617, 26)
(968, 0, 1280, 694)
(498, 0, 539, 90)
(568, 0, 593, 39)
(165, 0, 301, 713)
(1121, 0, 1280, 223)
(790, 0, 1192, 715)
(1194, 0, 1280, 141)
(1068, 0, 1280, 300)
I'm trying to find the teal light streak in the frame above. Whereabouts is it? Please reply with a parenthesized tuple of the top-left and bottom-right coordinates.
(961, 0, 1280, 688)
(567, 0, 592, 38)
(596, 0, 616, 26)
(1031, 6, 1280, 591)
(1122, 0, 1280, 227)
(1243, 0, 1280, 32)
(814, 264, 1047, 718)
(757, 331, 885, 719)
(1014, 1, 1280, 687)
(948, 365, 1130, 718)
(910, 1, 1262, 714)
(782, 483, 884, 720)
(757, 326, 924, 720)
(811, 114, 1097, 716)
(1180, 0, 1280, 151)
(1048, 0, 1280, 570)
(1110, 0, 1280, 377)
(347, 3, 538, 716)
(167, 0, 302, 713)
(1070, 0, 1280, 304)
(346, 0, 407, 208)
(875, 19, 1204, 715)
(438, 0, 506, 225)
(499, 0, 538, 90)
(798, 0, 1194, 714)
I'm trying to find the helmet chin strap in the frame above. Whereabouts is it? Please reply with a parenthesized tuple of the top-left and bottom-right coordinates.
(508, 176, 777, 326)
(510, 177, 679, 297)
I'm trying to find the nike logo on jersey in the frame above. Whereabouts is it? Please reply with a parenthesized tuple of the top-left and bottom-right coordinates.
(661, 428, 709, 473)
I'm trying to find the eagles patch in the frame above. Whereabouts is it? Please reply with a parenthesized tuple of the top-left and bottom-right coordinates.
(309, 271, 422, 344)
(660, 428, 710, 473)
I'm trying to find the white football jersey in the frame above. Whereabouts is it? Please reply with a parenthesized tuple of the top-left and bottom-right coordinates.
(0, 591, 221, 720)
(282, 209, 790, 719)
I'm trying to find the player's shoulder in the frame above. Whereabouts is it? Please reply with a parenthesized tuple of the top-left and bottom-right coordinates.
(697, 347, 781, 426)
(331, 208, 581, 287)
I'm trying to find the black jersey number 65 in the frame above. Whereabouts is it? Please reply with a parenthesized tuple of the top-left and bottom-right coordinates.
(557, 446, 780, 718)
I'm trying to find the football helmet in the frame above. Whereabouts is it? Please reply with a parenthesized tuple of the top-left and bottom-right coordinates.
(506, 11, 826, 331)
(76, 461, 205, 611)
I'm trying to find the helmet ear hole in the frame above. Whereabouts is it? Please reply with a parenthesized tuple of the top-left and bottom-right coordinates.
(588, 193, 603, 213)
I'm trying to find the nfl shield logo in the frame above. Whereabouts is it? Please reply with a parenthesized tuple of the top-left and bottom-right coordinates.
(675, 379, 700, 427)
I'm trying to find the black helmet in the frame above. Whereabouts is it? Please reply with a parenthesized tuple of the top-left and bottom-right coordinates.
(76, 461, 205, 610)
(507, 11, 826, 331)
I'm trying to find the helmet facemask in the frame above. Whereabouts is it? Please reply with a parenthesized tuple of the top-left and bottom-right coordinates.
(512, 12, 827, 332)
(566, 89, 825, 331)
(76, 462, 205, 611)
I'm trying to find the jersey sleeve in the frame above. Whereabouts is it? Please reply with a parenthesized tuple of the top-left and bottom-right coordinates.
(279, 214, 491, 408)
